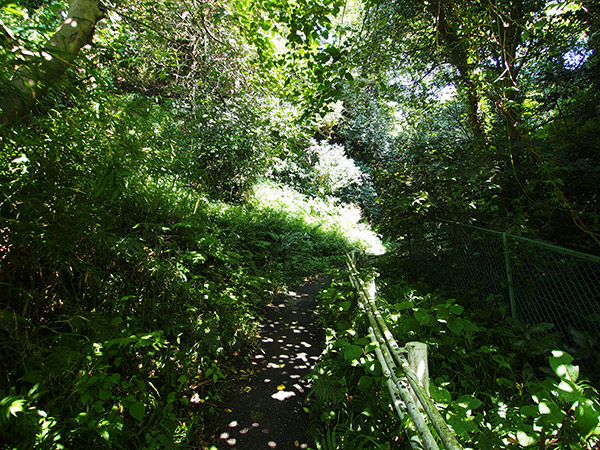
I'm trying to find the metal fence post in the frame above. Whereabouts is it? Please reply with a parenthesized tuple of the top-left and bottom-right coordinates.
(502, 233, 517, 319)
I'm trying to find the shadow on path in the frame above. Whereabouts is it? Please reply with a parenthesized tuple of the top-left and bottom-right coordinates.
(210, 276, 328, 449)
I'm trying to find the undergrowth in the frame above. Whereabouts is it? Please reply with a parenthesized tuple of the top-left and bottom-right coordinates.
(0, 138, 364, 447)
(308, 256, 600, 449)
(308, 271, 405, 450)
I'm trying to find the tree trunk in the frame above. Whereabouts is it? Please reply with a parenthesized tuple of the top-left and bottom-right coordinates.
(433, 1, 487, 146)
(496, 0, 524, 160)
(0, 0, 104, 125)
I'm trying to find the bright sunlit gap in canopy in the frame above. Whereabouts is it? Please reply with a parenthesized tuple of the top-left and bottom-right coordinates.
(251, 181, 385, 255)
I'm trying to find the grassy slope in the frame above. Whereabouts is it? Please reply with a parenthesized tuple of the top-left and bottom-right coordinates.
(0, 157, 375, 448)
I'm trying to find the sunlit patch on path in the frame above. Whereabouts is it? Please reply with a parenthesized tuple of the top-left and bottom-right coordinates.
(211, 277, 328, 449)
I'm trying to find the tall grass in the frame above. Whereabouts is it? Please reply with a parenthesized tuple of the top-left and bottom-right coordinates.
(0, 145, 373, 448)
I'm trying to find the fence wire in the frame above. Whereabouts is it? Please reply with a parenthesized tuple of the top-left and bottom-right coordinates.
(404, 217, 600, 337)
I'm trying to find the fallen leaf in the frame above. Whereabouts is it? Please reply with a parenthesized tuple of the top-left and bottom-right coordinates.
(277, 384, 285, 390)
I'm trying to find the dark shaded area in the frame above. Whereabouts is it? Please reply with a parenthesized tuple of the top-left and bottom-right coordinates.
(211, 276, 328, 450)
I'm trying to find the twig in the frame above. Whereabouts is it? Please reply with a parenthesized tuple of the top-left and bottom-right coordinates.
(103, 2, 180, 45)
(198, 9, 227, 46)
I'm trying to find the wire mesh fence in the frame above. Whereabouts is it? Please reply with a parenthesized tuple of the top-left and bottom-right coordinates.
(402, 217, 600, 337)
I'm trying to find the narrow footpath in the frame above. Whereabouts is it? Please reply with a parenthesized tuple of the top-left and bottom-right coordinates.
(210, 276, 328, 449)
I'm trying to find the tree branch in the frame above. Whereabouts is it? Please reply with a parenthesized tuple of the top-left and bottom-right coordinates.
(0, 19, 17, 50)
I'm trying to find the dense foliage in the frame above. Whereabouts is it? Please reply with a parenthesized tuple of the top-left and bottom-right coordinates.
(0, 115, 373, 446)
(1, 0, 599, 448)
(330, 0, 600, 252)
(309, 258, 600, 449)
(0, 0, 367, 447)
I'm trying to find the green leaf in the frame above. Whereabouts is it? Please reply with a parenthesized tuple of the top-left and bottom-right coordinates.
(574, 400, 600, 438)
(399, 317, 420, 334)
(462, 319, 479, 332)
(449, 304, 464, 316)
(436, 307, 450, 320)
(447, 316, 464, 334)
(429, 383, 451, 404)
(549, 350, 579, 382)
(98, 389, 111, 401)
(520, 405, 538, 417)
(454, 394, 483, 411)
(516, 431, 537, 447)
(358, 376, 373, 390)
(344, 345, 362, 361)
(339, 300, 351, 311)
(110, 316, 123, 327)
(394, 301, 413, 311)
(529, 322, 554, 334)
(364, 359, 382, 376)
(537, 399, 563, 424)
(414, 309, 433, 326)
(365, 341, 379, 353)
(4, 398, 26, 417)
(129, 401, 146, 421)
(492, 354, 511, 369)
(103, 373, 121, 389)
(556, 379, 582, 402)
(3, 5, 26, 18)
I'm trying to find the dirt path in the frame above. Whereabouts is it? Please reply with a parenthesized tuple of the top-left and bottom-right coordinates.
(209, 276, 328, 450)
